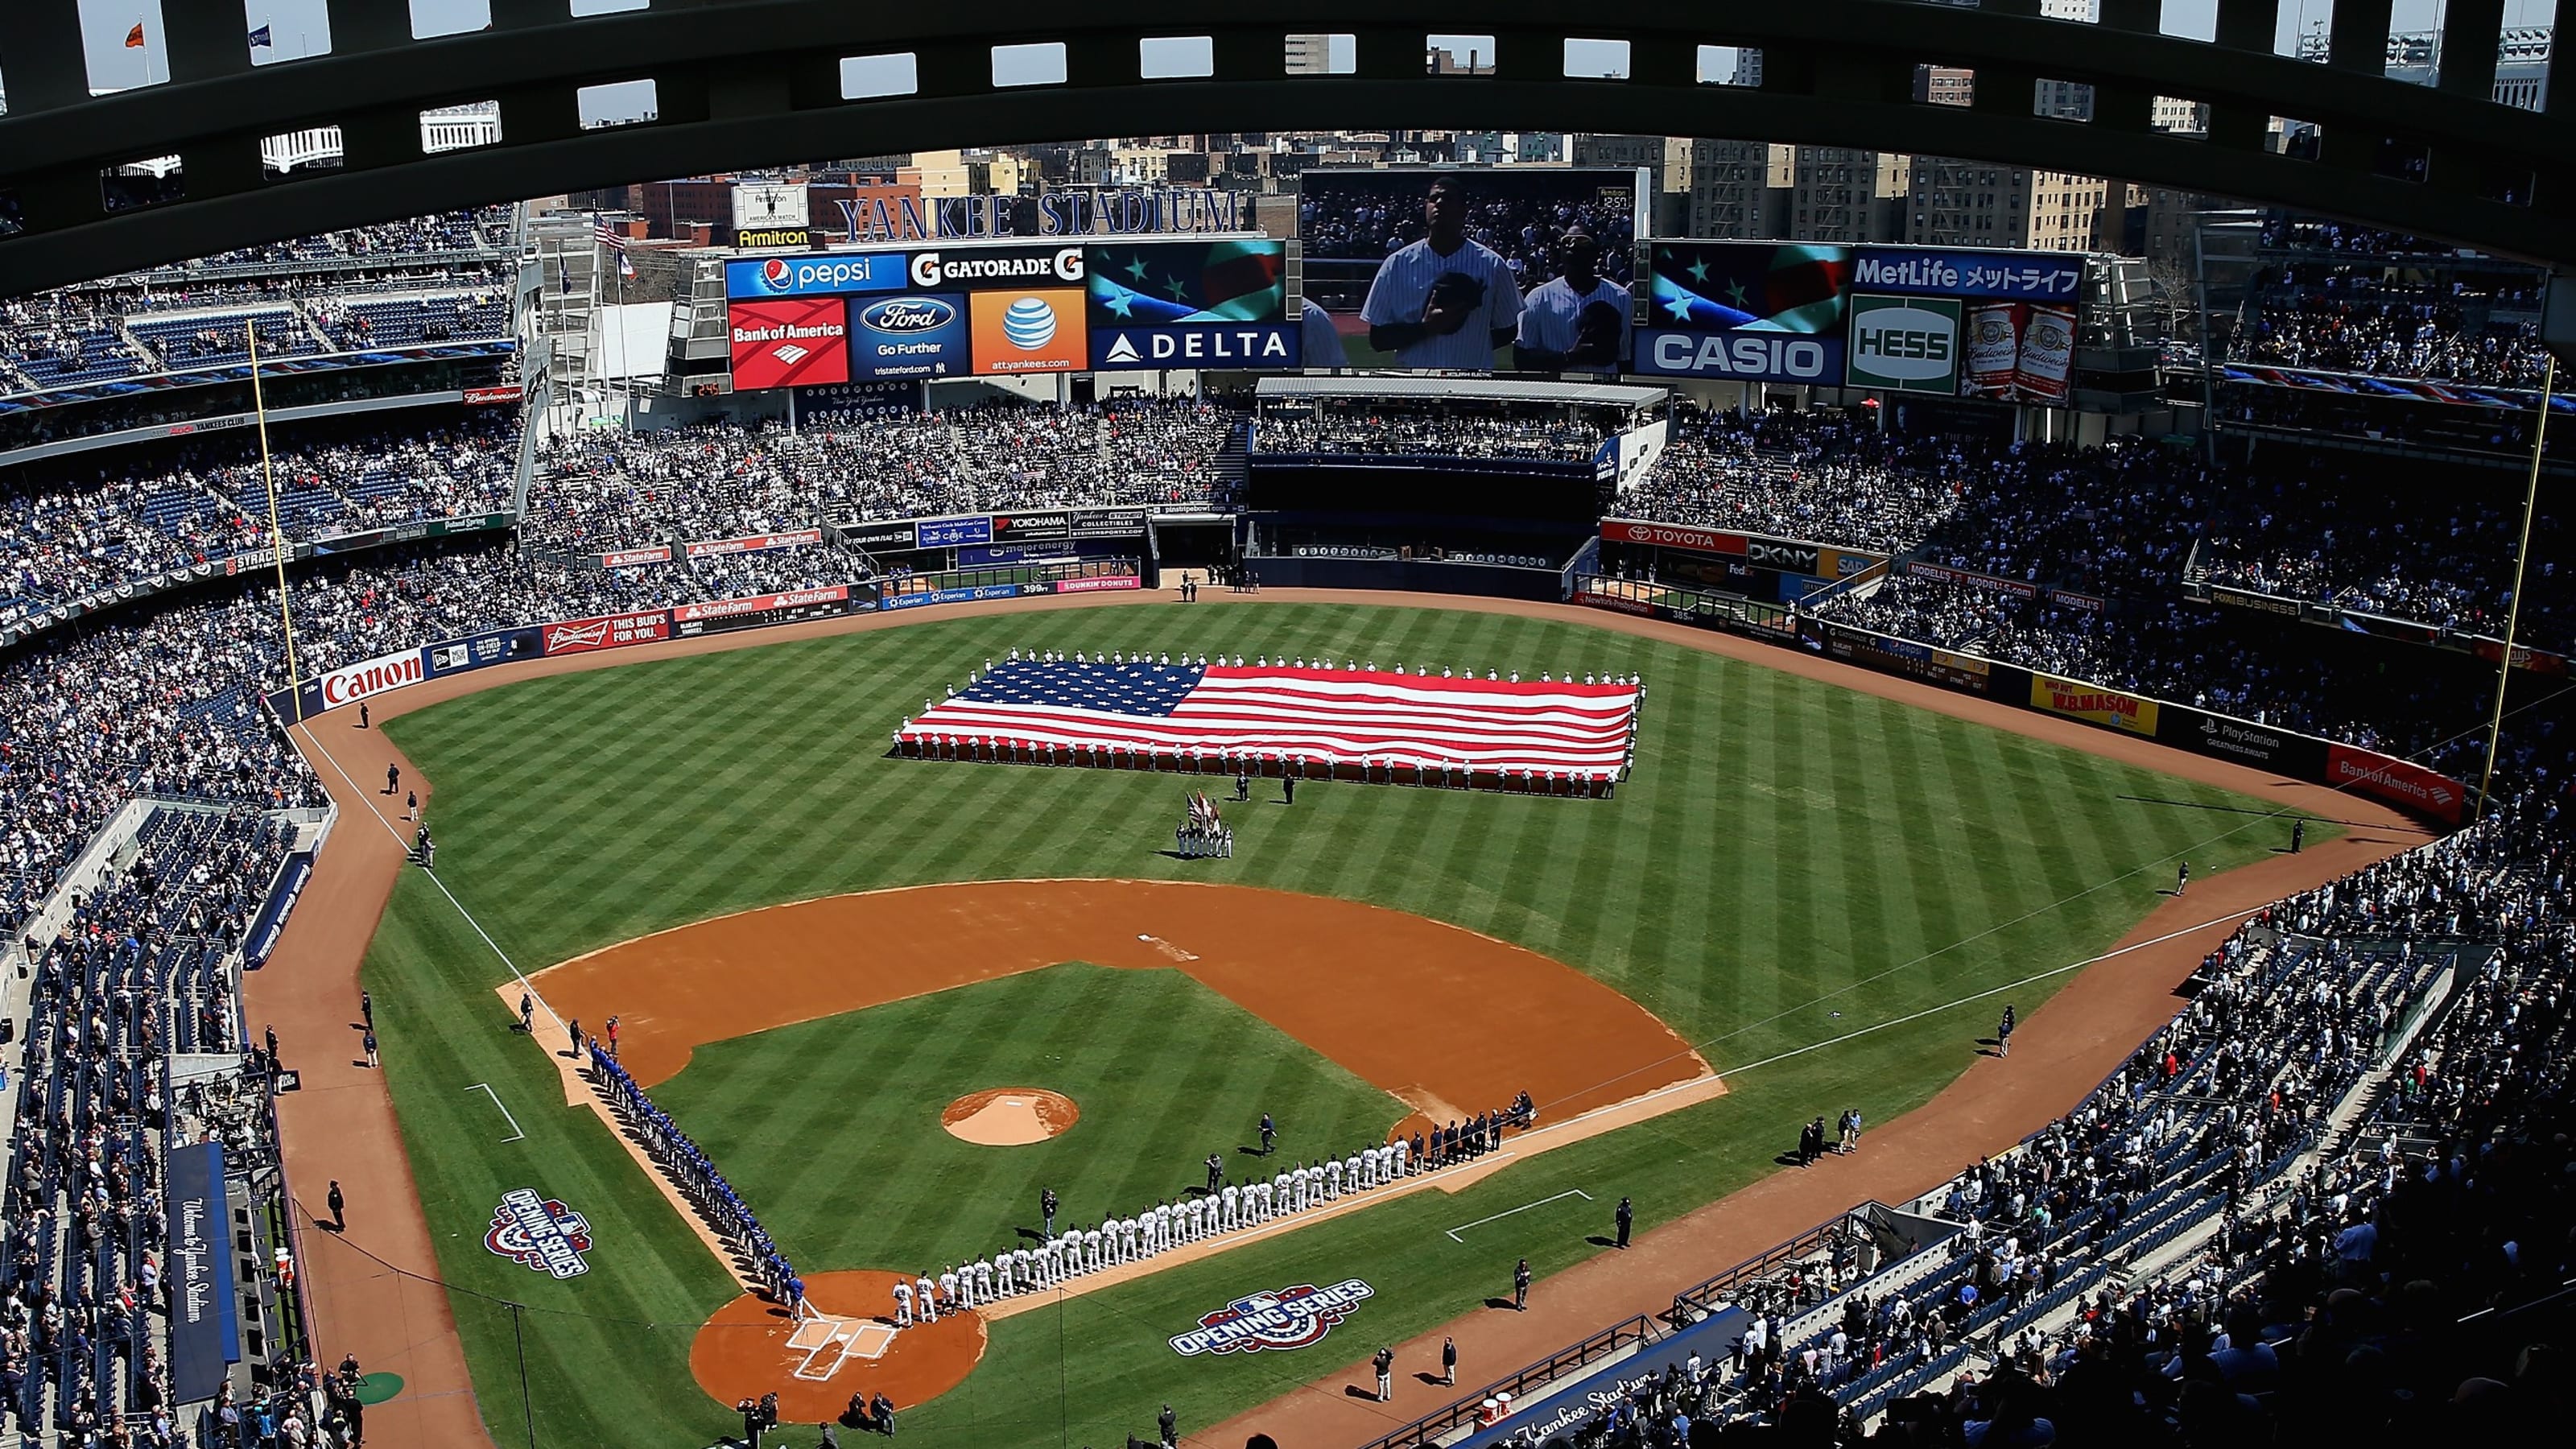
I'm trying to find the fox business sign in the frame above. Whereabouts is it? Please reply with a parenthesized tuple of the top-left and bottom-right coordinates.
(1844, 295, 1963, 394)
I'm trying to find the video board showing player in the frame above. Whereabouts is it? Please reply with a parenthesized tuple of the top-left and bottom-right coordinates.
(1297, 167, 1645, 373)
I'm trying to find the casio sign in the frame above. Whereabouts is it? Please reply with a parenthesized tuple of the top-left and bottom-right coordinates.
(1852, 306, 1956, 381)
(859, 297, 958, 334)
(1650, 332, 1832, 380)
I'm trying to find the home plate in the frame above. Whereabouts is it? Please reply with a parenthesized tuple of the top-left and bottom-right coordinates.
(1137, 934, 1199, 962)
(786, 1312, 896, 1381)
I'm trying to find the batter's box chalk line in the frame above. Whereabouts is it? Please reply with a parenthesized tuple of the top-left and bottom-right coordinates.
(786, 1301, 896, 1381)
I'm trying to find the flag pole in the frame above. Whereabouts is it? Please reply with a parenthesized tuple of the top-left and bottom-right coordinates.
(248, 325, 308, 724)
(2475, 353, 2555, 821)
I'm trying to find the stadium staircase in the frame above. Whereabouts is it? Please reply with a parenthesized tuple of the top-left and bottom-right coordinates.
(1214, 419, 1252, 502)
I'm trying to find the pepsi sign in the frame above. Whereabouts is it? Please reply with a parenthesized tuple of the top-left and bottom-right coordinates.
(724, 254, 906, 299)
(849, 292, 969, 380)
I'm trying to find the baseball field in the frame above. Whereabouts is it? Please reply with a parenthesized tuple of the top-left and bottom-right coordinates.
(342, 597, 2324, 1447)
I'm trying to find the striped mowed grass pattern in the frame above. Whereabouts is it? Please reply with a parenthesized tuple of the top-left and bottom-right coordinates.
(650, 964, 1405, 1274)
(369, 601, 2312, 1448)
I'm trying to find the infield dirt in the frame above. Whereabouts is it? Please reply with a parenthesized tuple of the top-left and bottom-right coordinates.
(249, 588, 2429, 1449)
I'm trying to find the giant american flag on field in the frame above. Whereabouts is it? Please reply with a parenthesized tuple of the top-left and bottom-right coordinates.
(901, 658, 1640, 778)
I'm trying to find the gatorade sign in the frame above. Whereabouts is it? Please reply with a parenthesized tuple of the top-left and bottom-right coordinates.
(1844, 295, 1963, 394)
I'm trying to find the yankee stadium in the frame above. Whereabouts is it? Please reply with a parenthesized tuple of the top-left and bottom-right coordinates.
(2, 7, 2573, 1449)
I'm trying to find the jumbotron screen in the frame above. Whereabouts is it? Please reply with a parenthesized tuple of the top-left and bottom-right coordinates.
(724, 237, 1295, 387)
(1294, 167, 1646, 374)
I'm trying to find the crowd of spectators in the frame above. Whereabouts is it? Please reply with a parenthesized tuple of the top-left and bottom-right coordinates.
(0, 210, 514, 396)
(1255, 409, 1607, 463)
(1297, 185, 1637, 284)
(0, 415, 522, 633)
(1617, 411, 1967, 553)
(2230, 287, 2550, 389)
(527, 398, 1236, 551)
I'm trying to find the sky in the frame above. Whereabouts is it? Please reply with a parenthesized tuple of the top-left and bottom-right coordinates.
(40, 0, 2567, 117)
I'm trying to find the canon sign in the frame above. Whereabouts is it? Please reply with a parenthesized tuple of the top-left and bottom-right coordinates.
(318, 650, 423, 709)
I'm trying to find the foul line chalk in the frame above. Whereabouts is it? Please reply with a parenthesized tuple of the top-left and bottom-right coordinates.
(1445, 1187, 1593, 1243)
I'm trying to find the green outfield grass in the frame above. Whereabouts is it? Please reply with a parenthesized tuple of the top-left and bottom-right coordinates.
(365, 599, 2327, 1448)
(652, 964, 1404, 1273)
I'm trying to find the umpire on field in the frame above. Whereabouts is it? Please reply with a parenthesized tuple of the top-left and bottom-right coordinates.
(1359, 174, 1522, 371)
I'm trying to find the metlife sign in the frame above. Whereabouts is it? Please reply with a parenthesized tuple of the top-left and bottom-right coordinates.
(1852, 247, 2085, 301)
(1845, 295, 1963, 394)
(1091, 324, 1299, 371)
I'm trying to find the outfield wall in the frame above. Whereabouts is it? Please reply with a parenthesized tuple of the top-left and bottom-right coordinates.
(1569, 578, 2467, 827)
(260, 565, 1141, 722)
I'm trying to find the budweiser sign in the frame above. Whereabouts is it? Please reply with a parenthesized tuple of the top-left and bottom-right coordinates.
(683, 529, 824, 559)
(671, 585, 848, 623)
(543, 609, 671, 655)
(461, 386, 522, 407)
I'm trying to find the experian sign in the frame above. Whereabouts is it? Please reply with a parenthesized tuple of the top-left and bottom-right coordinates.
(725, 254, 908, 299)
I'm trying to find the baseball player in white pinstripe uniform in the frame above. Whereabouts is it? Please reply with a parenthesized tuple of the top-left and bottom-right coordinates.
(1359, 175, 1522, 371)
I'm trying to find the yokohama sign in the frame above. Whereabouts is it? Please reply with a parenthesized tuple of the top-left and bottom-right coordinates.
(318, 650, 424, 709)
(544, 609, 671, 655)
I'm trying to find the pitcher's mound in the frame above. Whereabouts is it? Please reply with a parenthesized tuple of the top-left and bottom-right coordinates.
(691, 1269, 984, 1418)
(941, 1088, 1080, 1146)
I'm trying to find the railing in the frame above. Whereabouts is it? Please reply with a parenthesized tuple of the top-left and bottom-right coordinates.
(1669, 1211, 1855, 1324)
(1352, 1313, 1657, 1449)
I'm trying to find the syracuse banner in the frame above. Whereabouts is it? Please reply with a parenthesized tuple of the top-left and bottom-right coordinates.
(2029, 673, 2160, 736)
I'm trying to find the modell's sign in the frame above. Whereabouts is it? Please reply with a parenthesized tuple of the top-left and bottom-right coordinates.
(317, 650, 423, 708)
(683, 529, 825, 559)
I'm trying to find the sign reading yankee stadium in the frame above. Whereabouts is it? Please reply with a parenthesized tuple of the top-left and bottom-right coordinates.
(832, 189, 1247, 244)
(1169, 1280, 1373, 1356)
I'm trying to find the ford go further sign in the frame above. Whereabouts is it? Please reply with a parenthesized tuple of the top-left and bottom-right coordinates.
(1170, 1280, 1373, 1356)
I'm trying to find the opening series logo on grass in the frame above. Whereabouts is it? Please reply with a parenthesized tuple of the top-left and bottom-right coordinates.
(1169, 1280, 1374, 1356)
(484, 1189, 592, 1280)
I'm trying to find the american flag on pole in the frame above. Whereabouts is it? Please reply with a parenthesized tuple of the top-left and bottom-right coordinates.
(593, 219, 629, 252)
(901, 658, 1640, 782)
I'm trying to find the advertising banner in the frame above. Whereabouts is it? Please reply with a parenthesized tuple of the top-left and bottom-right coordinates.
(725, 252, 906, 299)
(915, 515, 994, 549)
(671, 585, 855, 638)
(683, 528, 824, 559)
(2326, 745, 2467, 825)
(1960, 300, 2078, 404)
(729, 298, 851, 390)
(601, 546, 672, 569)
(1054, 574, 1141, 593)
(1600, 519, 1747, 555)
(2029, 673, 2160, 736)
(842, 519, 924, 551)
(1903, 559, 2041, 600)
(1070, 508, 1150, 538)
(1852, 247, 2086, 302)
(1637, 242, 1851, 384)
(990, 512, 1071, 543)
(1814, 621, 2000, 695)
(461, 386, 522, 406)
(2154, 704, 2328, 776)
(1845, 294, 1963, 394)
(314, 648, 426, 712)
(970, 289, 1087, 374)
(543, 609, 671, 656)
(167, 1143, 239, 1404)
(1448, 1308, 1749, 1449)
(882, 582, 1032, 610)
(1091, 324, 1298, 370)
(907, 245, 1087, 291)
(423, 625, 543, 678)
(245, 851, 312, 968)
(848, 293, 970, 380)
